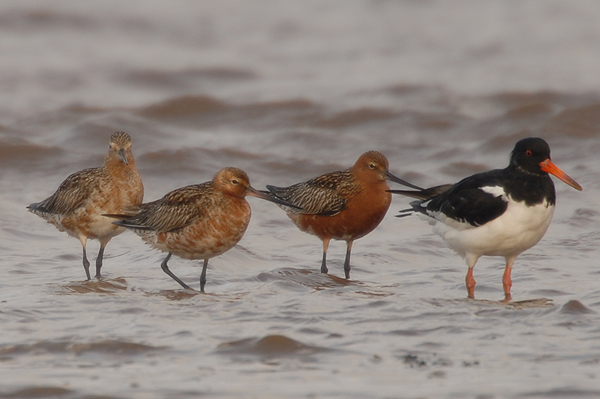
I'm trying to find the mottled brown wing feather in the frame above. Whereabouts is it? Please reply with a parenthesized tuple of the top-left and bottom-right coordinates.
(267, 170, 355, 216)
(122, 183, 212, 232)
(34, 167, 103, 215)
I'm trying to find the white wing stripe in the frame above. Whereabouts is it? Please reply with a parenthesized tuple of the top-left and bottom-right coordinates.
(480, 186, 508, 201)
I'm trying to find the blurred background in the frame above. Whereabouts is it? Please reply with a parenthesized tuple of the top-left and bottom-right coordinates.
(1, 1, 599, 398)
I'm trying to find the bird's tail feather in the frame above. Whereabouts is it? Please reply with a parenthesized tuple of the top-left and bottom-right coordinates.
(388, 184, 453, 201)
(102, 213, 155, 231)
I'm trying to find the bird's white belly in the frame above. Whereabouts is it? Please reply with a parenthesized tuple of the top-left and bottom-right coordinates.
(431, 199, 555, 258)
(90, 216, 124, 238)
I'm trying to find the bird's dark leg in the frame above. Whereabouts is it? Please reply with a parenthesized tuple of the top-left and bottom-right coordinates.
(160, 253, 190, 290)
(81, 245, 91, 280)
(343, 240, 353, 279)
(95, 242, 107, 279)
(199, 259, 208, 292)
(321, 238, 331, 274)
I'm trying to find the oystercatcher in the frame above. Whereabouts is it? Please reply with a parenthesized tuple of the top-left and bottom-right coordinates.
(390, 137, 582, 300)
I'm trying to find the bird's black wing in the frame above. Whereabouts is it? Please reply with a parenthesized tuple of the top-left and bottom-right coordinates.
(421, 170, 509, 227)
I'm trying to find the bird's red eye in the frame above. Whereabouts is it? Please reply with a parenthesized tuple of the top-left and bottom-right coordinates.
(526, 150, 532, 157)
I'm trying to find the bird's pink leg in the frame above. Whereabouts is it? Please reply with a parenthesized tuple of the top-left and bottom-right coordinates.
(465, 268, 476, 299)
(502, 257, 516, 302)
(465, 255, 479, 299)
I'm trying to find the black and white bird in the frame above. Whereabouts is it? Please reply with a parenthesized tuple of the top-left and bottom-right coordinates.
(390, 137, 582, 300)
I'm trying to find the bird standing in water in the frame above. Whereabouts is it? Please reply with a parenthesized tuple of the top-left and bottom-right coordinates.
(390, 137, 582, 300)
(265, 151, 422, 279)
(108, 167, 296, 292)
(28, 132, 144, 280)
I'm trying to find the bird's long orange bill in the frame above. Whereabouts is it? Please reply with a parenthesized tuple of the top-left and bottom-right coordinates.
(247, 187, 302, 209)
(385, 171, 424, 190)
(539, 159, 582, 191)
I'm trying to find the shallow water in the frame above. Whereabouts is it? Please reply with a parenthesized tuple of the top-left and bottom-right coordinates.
(2, 1, 600, 398)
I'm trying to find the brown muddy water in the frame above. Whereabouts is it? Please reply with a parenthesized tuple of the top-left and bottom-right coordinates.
(1, 1, 600, 398)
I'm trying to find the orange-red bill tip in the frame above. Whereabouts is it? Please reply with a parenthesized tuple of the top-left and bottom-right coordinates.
(539, 159, 583, 191)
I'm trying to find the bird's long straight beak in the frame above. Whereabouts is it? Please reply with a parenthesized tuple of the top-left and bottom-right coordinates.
(539, 159, 582, 191)
(247, 187, 302, 209)
(385, 170, 424, 190)
(118, 149, 129, 165)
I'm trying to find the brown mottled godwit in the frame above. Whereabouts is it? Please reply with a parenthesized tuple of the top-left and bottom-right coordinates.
(28, 131, 144, 280)
(108, 167, 295, 292)
(265, 151, 422, 279)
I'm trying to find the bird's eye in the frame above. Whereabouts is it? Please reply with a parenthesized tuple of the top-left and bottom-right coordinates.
(231, 179, 239, 185)
(369, 163, 376, 169)
(526, 150, 532, 157)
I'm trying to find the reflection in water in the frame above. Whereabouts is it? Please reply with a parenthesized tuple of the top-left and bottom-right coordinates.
(60, 277, 129, 295)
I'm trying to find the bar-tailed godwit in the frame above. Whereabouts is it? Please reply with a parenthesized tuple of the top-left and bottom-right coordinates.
(28, 131, 144, 279)
(108, 167, 295, 292)
(265, 151, 422, 279)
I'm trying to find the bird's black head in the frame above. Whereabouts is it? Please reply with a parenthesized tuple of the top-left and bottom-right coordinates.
(510, 137, 582, 191)
(510, 137, 551, 176)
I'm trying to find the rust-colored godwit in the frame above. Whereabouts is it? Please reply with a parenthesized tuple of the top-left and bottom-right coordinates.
(391, 137, 582, 300)
(108, 167, 295, 292)
(28, 131, 144, 280)
(265, 151, 422, 279)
